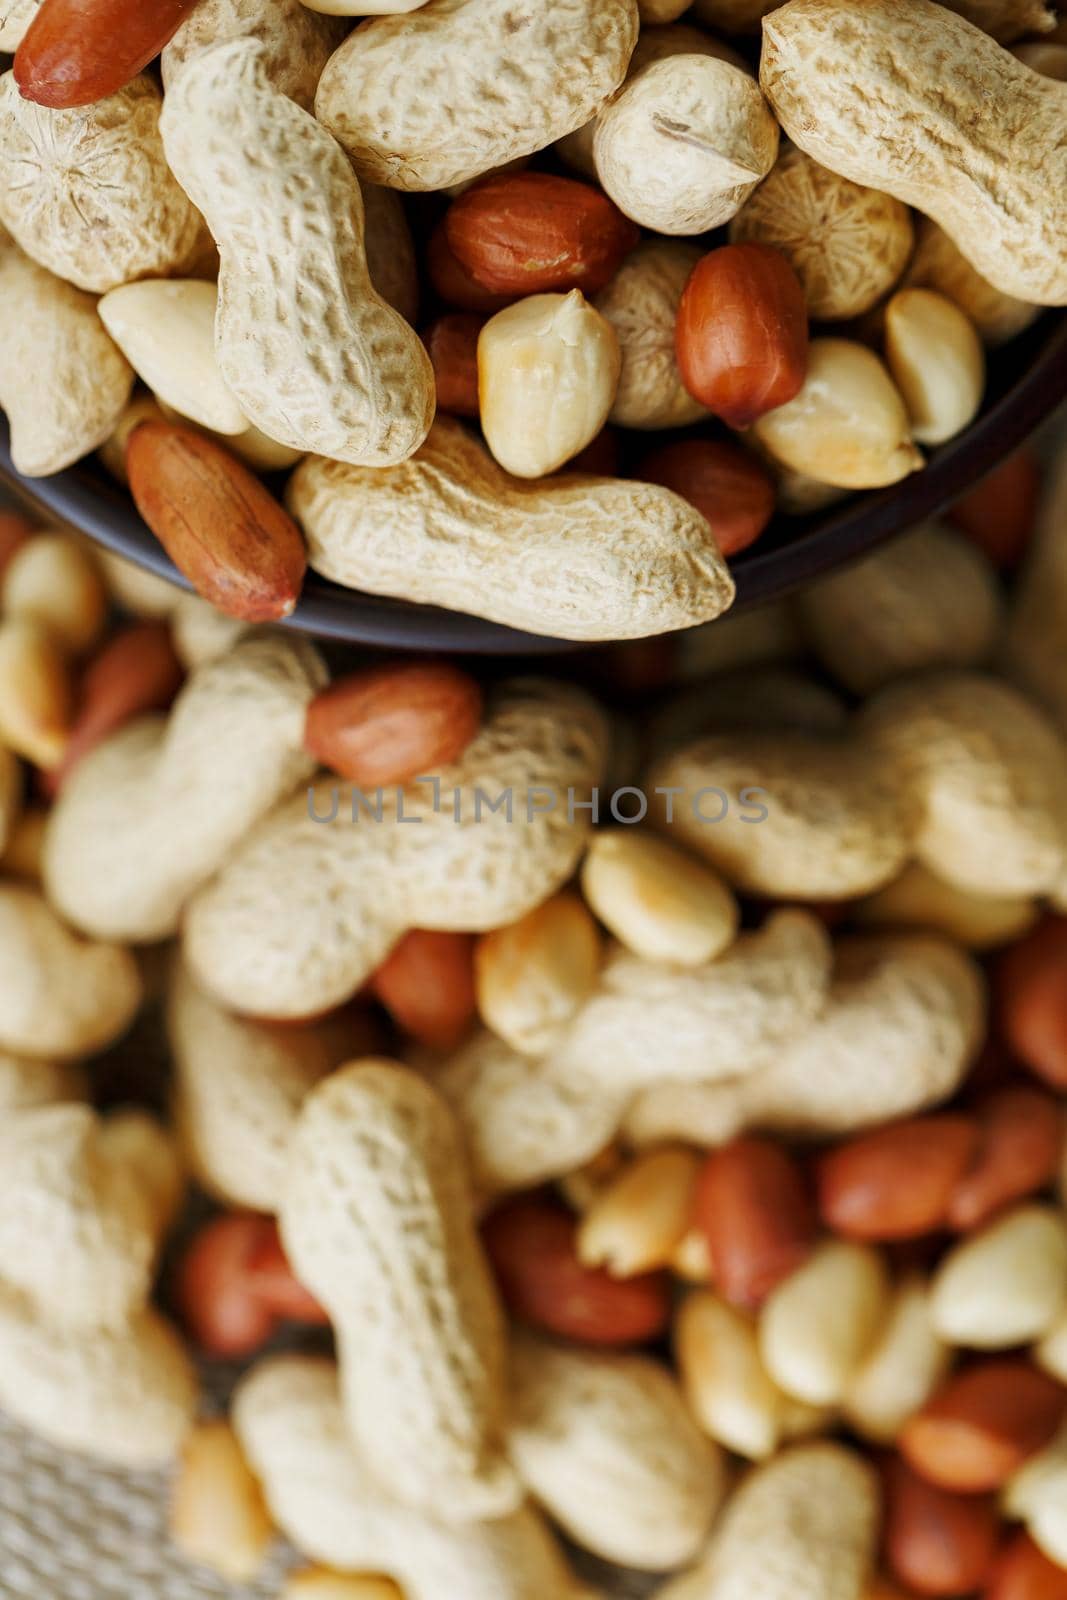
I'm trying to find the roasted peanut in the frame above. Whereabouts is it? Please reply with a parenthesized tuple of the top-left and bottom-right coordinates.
(884, 288, 986, 447)
(369, 930, 477, 1052)
(580, 829, 738, 967)
(474, 893, 601, 1057)
(577, 1146, 701, 1276)
(304, 662, 483, 788)
(692, 1137, 816, 1311)
(169, 1420, 275, 1584)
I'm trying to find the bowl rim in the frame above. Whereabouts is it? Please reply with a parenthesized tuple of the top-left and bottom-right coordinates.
(3, 311, 1065, 655)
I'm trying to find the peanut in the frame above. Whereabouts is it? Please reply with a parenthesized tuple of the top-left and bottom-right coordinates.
(1005, 1424, 1067, 1570)
(14, 0, 199, 107)
(304, 662, 483, 788)
(759, 1240, 890, 1406)
(161, 0, 345, 112)
(594, 240, 709, 430)
(900, 1361, 1067, 1493)
(0, 617, 71, 769)
(817, 1115, 980, 1241)
(884, 1457, 1001, 1597)
(676, 1290, 797, 1460)
(169, 1420, 275, 1584)
(949, 446, 1041, 568)
(423, 313, 483, 419)
(2, 532, 107, 658)
(287, 416, 735, 642)
(477, 290, 622, 479)
(370, 930, 477, 1052)
(474, 892, 601, 1057)
(98, 280, 248, 437)
(843, 1276, 950, 1447)
(639, 438, 776, 559)
(986, 1533, 1067, 1600)
(884, 288, 986, 447)
(905, 218, 1041, 347)
(49, 621, 184, 794)
(580, 829, 738, 967)
(577, 1145, 701, 1276)
(996, 917, 1067, 1091)
(931, 1205, 1067, 1348)
(176, 1213, 327, 1357)
(691, 1137, 816, 1310)
(284, 1577, 403, 1600)
(949, 1087, 1065, 1232)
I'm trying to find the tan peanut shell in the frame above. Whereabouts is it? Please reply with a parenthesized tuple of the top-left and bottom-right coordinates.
(288, 417, 734, 641)
(166, 959, 367, 1212)
(184, 678, 609, 1018)
(438, 909, 832, 1193)
(859, 670, 1067, 897)
(0, 1104, 161, 1331)
(0, 74, 205, 295)
(656, 1443, 879, 1600)
(843, 1276, 950, 1445)
(160, 39, 435, 467)
(760, 0, 1067, 305)
(904, 219, 1040, 347)
(0, 230, 133, 477)
(43, 633, 325, 944)
(730, 146, 914, 320)
(626, 933, 985, 1147)
(594, 53, 779, 235)
(648, 728, 913, 899)
(0, 1052, 86, 1113)
(595, 240, 709, 429)
(362, 183, 420, 325)
(161, 0, 346, 110)
(508, 1333, 725, 1570)
(0, 1285, 196, 1466)
(797, 522, 1002, 694)
(233, 1356, 582, 1600)
(0, 0, 37, 47)
(314, 0, 640, 192)
(0, 885, 141, 1061)
(280, 1062, 517, 1523)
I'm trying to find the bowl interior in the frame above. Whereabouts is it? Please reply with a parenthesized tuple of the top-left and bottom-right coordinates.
(2, 311, 1064, 654)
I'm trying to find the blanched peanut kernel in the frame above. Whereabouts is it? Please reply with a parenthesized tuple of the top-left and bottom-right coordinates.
(0, 617, 72, 768)
(844, 1276, 950, 1445)
(578, 1146, 701, 1276)
(169, 1420, 274, 1584)
(884, 288, 985, 447)
(99, 280, 249, 437)
(751, 338, 922, 489)
(2, 533, 108, 656)
(758, 1240, 891, 1406)
(931, 1205, 1067, 1349)
(475, 891, 602, 1056)
(676, 1291, 790, 1460)
(581, 829, 739, 966)
(283, 1573, 404, 1600)
(478, 289, 621, 478)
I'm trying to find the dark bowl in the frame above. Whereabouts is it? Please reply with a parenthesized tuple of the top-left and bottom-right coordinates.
(2, 310, 1065, 655)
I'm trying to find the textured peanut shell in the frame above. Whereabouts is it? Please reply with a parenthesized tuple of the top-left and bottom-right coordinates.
(166, 959, 366, 1212)
(280, 1063, 517, 1523)
(594, 54, 779, 235)
(362, 183, 420, 325)
(760, 0, 1067, 305)
(161, 0, 346, 109)
(657, 1443, 878, 1600)
(314, 0, 640, 192)
(0, 885, 141, 1061)
(509, 1333, 725, 1570)
(797, 523, 1001, 694)
(595, 240, 709, 429)
(730, 146, 913, 320)
(1002, 452, 1067, 734)
(626, 934, 985, 1146)
(904, 219, 1040, 346)
(234, 1356, 580, 1600)
(43, 633, 325, 944)
(859, 670, 1067, 897)
(0, 1052, 85, 1112)
(0, 229, 133, 477)
(160, 39, 434, 467)
(0, 74, 204, 295)
(0, 0, 37, 48)
(648, 729, 913, 898)
(0, 1103, 159, 1330)
(288, 416, 734, 641)
(0, 1286, 195, 1466)
(437, 910, 831, 1193)
(184, 678, 609, 1017)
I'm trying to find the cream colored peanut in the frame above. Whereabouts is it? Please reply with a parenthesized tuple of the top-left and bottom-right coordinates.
(478, 291, 621, 479)
(884, 288, 985, 447)
(595, 240, 709, 429)
(581, 829, 738, 966)
(160, 39, 434, 468)
(97, 395, 170, 486)
(233, 1356, 582, 1600)
(0, 228, 134, 478)
(170, 1421, 275, 1585)
(594, 53, 779, 234)
(859, 671, 1067, 898)
(1035, 1306, 1067, 1385)
(759, 1241, 890, 1407)
(162, 0, 346, 110)
(0, 619, 71, 770)
(0, 0, 37, 47)
(854, 864, 1037, 952)
(931, 1204, 1067, 1348)
(844, 1276, 950, 1445)
(655, 1443, 879, 1600)
(2, 533, 108, 658)
(904, 218, 1040, 346)
(315, 0, 639, 192)
(730, 146, 914, 320)
(280, 1062, 517, 1523)
(1004, 1422, 1067, 1568)
(676, 1292, 794, 1461)
(760, 0, 1067, 305)
(751, 338, 921, 491)
(96, 1109, 184, 1237)
(283, 1576, 404, 1600)
(797, 522, 1002, 695)
(287, 417, 735, 642)
(0, 75, 204, 295)
(508, 1333, 725, 1570)
(474, 892, 602, 1057)
(577, 1146, 701, 1276)
(98, 280, 248, 437)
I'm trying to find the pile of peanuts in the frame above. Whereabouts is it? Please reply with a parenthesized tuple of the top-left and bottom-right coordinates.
(0, 434, 1065, 1600)
(0, 0, 1065, 638)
